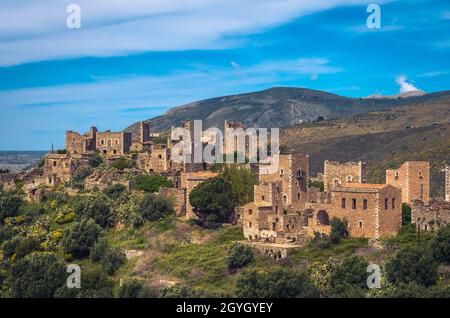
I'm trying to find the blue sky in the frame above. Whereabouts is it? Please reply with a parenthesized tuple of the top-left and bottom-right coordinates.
(0, 0, 449, 150)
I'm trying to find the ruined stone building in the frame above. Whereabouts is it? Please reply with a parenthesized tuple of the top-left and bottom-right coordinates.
(386, 161, 430, 204)
(84, 170, 133, 191)
(66, 126, 132, 157)
(140, 145, 172, 174)
(44, 153, 89, 183)
(242, 180, 309, 244)
(96, 131, 132, 156)
(259, 154, 309, 209)
(130, 121, 152, 152)
(412, 198, 450, 231)
(66, 127, 97, 155)
(160, 171, 219, 219)
(242, 157, 406, 243)
(323, 160, 366, 192)
(241, 154, 310, 244)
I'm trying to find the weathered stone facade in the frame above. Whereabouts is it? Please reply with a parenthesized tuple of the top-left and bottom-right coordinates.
(67, 126, 132, 157)
(330, 183, 402, 238)
(130, 121, 152, 152)
(145, 146, 172, 173)
(411, 198, 450, 231)
(386, 161, 430, 204)
(242, 154, 310, 244)
(323, 160, 366, 193)
(242, 157, 407, 243)
(66, 127, 97, 155)
(84, 170, 132, 191)
(259, 154, 309, 209)
(96, 131, 132, 157)
(44, 153, 89, 183)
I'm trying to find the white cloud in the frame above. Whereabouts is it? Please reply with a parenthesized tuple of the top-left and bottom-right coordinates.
(418, 71, 449, 78)
(395, 75, 420, 93)
(0, 0, 371, 66)
(0, 57, 342, 148)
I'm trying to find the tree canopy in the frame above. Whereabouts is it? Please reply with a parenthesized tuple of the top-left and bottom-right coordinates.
(189, 177, 238, 222)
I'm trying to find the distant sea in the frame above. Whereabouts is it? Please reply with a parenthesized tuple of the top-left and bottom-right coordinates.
(0, 151, 47, 172)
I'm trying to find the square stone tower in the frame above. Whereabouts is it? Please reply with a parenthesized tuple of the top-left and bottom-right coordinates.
(386, 161, 429, 205)
(323, 161, 366, 193)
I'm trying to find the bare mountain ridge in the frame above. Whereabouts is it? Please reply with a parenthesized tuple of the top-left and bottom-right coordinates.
(125, 87, 450, 135)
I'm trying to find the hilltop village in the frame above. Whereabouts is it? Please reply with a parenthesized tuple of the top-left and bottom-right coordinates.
(1, 120, 450, 249)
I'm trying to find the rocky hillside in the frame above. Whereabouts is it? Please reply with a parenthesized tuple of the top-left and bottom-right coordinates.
(125, 87, 450, 135)
(282, 96, 450, 197)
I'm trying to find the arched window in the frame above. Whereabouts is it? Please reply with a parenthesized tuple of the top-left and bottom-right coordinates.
(316, 210, 330, 225)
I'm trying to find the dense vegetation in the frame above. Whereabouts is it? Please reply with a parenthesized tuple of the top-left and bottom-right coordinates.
(1, 163, 450, 298)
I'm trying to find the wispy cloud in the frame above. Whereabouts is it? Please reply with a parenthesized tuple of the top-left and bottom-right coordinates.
(0, 57, 342, 148)
(0, 0, 371, 66)
(418, 70, 449, 78)
(395, 75, 420, 93)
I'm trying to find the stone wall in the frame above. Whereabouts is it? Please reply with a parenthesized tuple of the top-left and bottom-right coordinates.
(96, 131, 132, 156)
(66, 127, 97, 155)
(160, 187, 186, 216)
(330, 184, 402, 238)
(148, 147, 171, 173)
(259, 154, 309, 209)
(411, 198, 450, 231)
(323, 160, 366, 193)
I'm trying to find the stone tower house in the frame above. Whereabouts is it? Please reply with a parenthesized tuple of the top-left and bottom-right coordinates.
(259, 154, 309, 209)
(386, 161, 430, 204)
(323, 160, 366, 193)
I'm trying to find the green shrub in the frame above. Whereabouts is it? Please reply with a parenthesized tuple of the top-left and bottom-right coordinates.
(139, 193, 174, 222)
(74, 194, 113, 228)
(386, 245, 438, 287)
(11, 253, 65, 298)
(89, 238, 108, 263)
(432, 224, 450, 264)
(14, 237, 41, 259)
(329, 255, 368, 297)
(101, 248, 126, 275)
(227, 243, 253, 270)
(308, 180, 324, 192)
(133, 174, 173, 193)
(402, 203, 412, 225)
(329, 217, 349, 244)
(118, 280, 144, 298)
(62, 218, 102, 259)
(88, 152, 103, 167)
(236, 269, 319, 298)
(112, 157, 135, 171)
(189, 177, 237, 223)
(160, 285, 195, 298)
(103, 184, 127, 199)
(0, 191, 23, 225)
